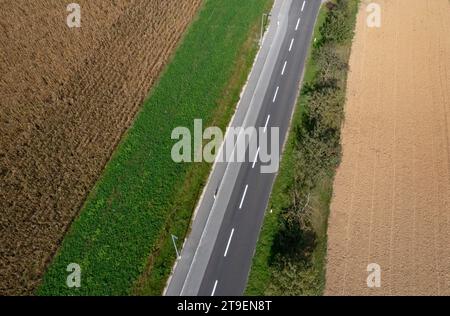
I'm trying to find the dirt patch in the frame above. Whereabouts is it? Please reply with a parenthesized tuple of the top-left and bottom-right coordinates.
(0, 0, 201, 295)
(326, 0, 450, 295)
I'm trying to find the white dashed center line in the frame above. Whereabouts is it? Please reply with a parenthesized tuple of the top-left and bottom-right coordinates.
(281, 60, 287, 75)
(264, 115, 270, 133)
(224, 228, 235, 257)
(211, 280, 218, 296)
(239, 185, 249, 209)
(302, 1, 306, 12)
(273, 86, 279, 103)
(295, 17, 301, 31)
(289, 38, 294, 52)
(252, 147, 260, 169)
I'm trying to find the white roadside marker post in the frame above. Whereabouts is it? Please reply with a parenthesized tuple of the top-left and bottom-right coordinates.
(260, 13, 269, 46)
(171, 234, 181, 259)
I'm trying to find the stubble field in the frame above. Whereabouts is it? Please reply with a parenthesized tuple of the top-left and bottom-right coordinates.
(326, 0, 450, 295)
(0, 0, 201, 295)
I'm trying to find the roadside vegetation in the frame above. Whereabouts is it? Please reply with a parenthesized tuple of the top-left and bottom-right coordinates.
(39, 0, 273, 295)
(246, 0, 360, 295)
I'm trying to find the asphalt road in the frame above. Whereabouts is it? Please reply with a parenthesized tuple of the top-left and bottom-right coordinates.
(165, 0, 321, 296)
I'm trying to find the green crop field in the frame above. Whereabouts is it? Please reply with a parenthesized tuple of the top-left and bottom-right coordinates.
(38, 0, 272, 295)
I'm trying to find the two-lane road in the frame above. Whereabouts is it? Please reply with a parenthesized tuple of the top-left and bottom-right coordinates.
(198, 0, 321, 296)
(165, 0, 322, 296)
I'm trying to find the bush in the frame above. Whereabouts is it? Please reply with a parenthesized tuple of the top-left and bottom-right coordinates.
(320, 0, 358, 44)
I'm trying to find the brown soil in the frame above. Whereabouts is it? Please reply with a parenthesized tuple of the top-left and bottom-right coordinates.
(326, 0, 450, 295)
(0, 0, 201, 295)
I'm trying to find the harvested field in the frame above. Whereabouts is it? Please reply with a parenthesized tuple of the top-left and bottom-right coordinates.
(0, 0, 201, 295)
(326, 0, 450, 295)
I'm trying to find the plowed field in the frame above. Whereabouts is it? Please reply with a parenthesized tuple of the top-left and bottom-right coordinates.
(0, 0, 201, 295)
(326, 0, 450, 295)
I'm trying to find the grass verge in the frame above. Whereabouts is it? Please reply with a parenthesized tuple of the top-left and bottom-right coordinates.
(245, 0, 360, 296)
(38, 0, 273, 295)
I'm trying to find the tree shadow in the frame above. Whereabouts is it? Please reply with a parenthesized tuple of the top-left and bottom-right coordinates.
(268, 216, 317, 268)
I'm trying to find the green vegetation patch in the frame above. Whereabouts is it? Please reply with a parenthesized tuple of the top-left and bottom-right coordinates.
(39, 0, 272, 296)
(246, 0, 360, 296)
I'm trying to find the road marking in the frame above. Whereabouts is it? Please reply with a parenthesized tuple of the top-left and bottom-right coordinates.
(281, 61, 287, 75)
(252, 147, 260, 169)
(289, 38, 294, 52)
(264, 115, 270, 133)
(211, 280, 218, 296)
(224, 229, 235, 257)
(295, 17, 301, 31)
(239, 185, 249, 209)
(301, 1, 306, 12)
(273, 86, 279, 103)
